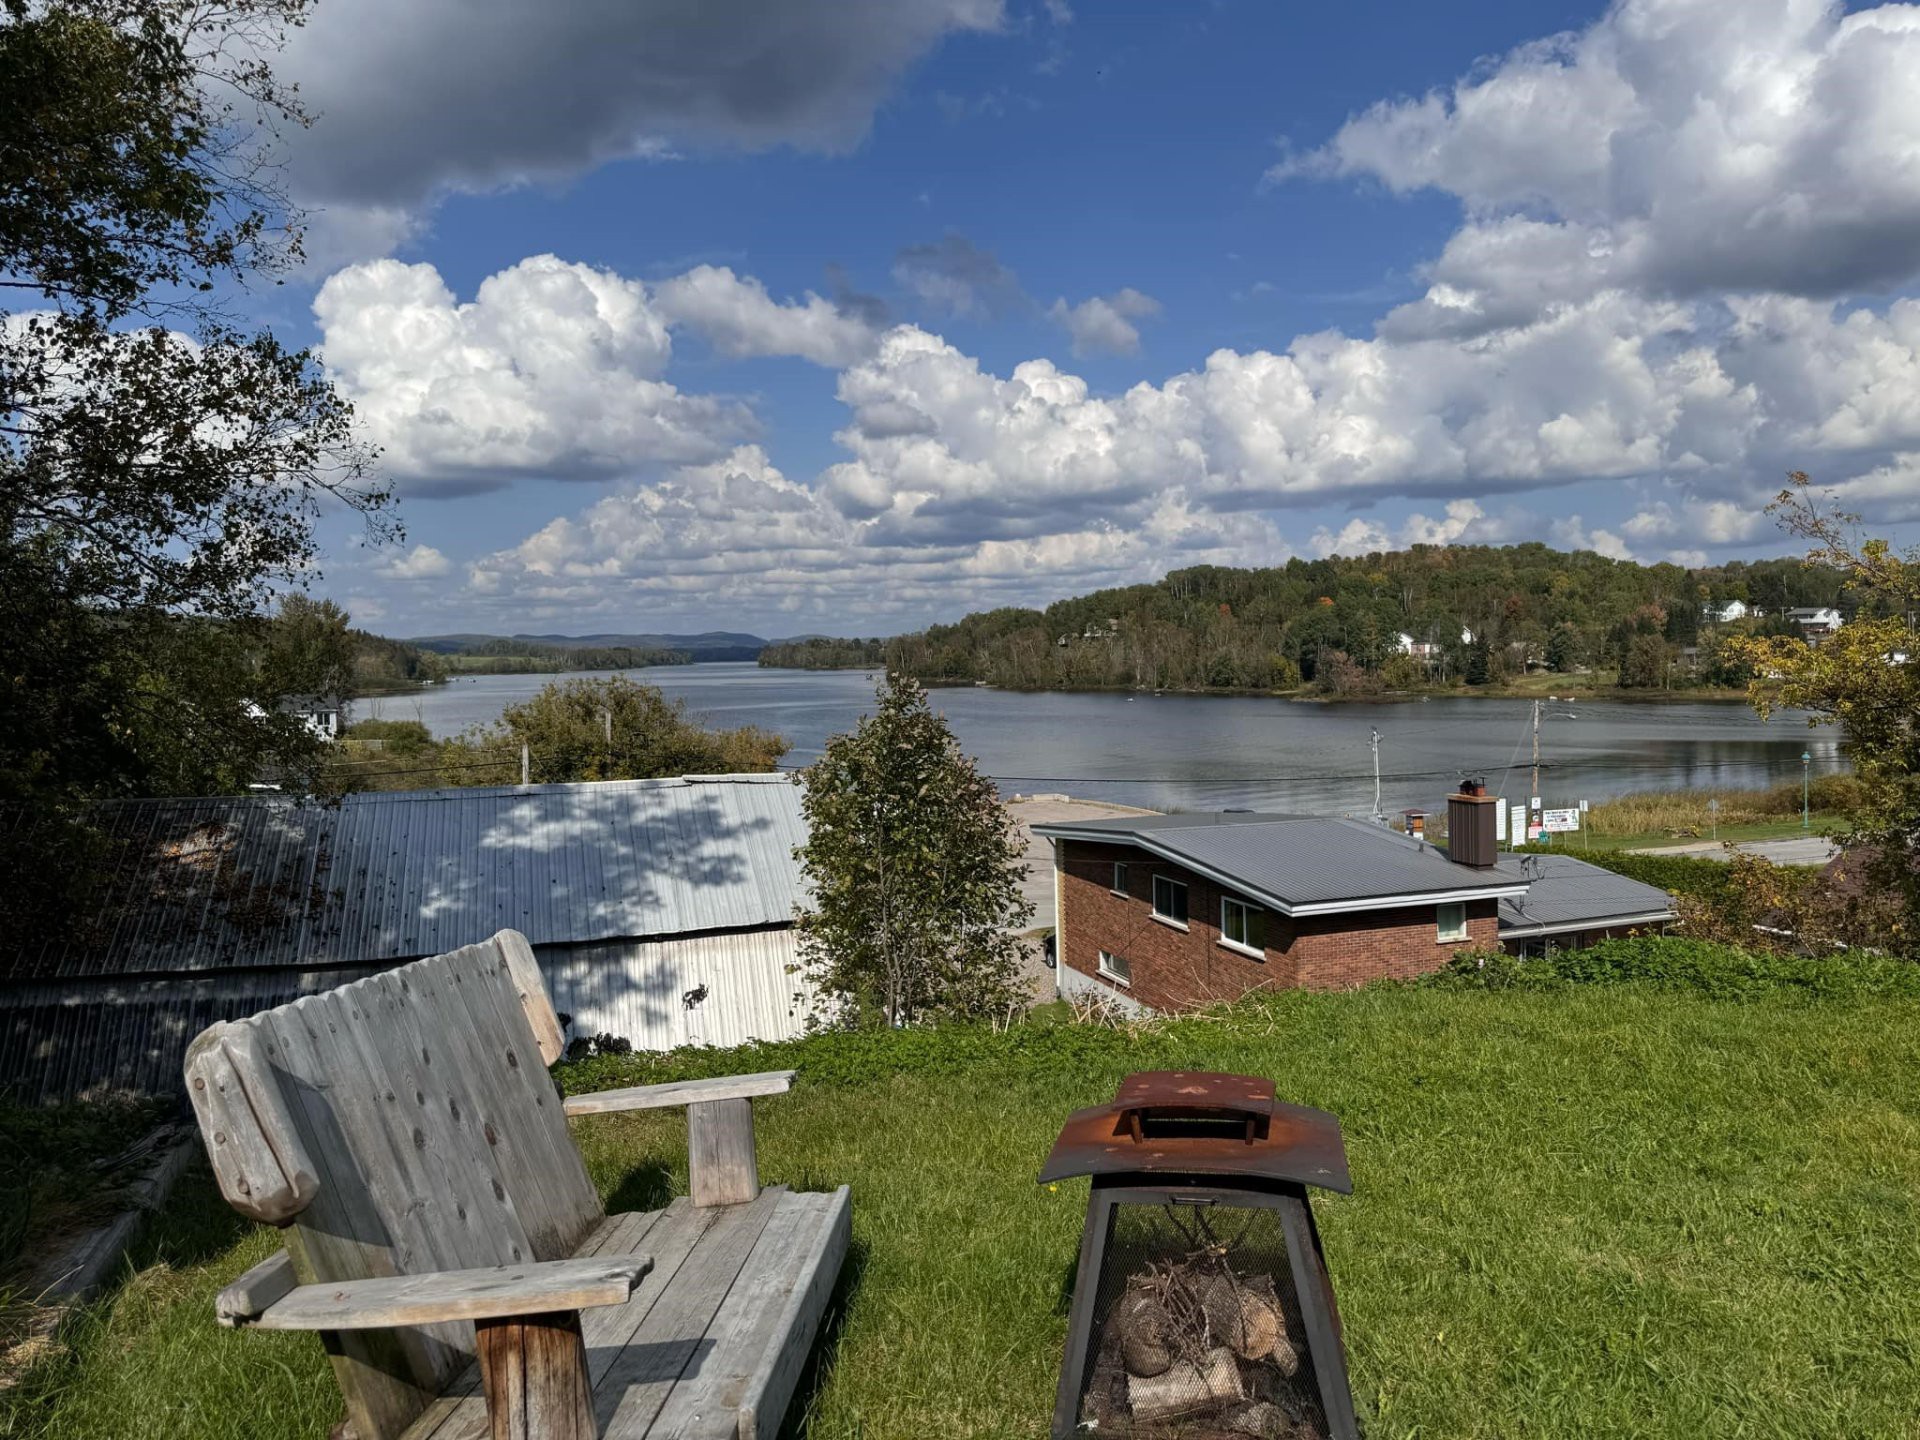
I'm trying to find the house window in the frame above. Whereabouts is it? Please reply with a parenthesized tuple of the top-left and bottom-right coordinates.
(1151, 875, 1189, 928)
(1111, 862, 1129, 896)
(1220, 897, 1265, 956)
(1436, 902, 1469, 943)
(1098, 949, 1131, 985)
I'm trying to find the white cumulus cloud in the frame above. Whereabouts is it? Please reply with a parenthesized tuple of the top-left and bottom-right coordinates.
(652, 265, 880, 366)
(379, 544, 453, 579)
(1047, 288, 1162, 356)
(314, 255, 751, 494)
(1279, 0, 1920, 334)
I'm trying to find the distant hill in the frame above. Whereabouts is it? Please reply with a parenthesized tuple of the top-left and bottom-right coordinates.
(762, 544, 1861, 697)
(407, 631, 769, 662)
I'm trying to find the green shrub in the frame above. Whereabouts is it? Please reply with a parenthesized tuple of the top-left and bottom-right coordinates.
(1426, 935, 1920, 1001)
(1551, 848, 1736, 899)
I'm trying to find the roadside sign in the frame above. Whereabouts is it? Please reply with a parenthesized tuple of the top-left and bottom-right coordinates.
(1542, 807, 1581, 833)
(1579, 798, 1590, 813)
(1511, 801, 1528, 840)
(1495, 803, 1507, 842)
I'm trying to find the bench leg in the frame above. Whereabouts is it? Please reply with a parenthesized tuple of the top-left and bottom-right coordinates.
(475, 1310, 596, 1440)
(688, 1096, 759, 1206)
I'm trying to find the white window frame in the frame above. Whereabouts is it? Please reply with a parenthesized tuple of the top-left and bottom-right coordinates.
(1097, 949, 1132, 986)
(1219, 896, 1265, 958)
(1151, 874, 1189, 930)
(1111, 861, 1129, 897)
(1436, 901, 1469, 943)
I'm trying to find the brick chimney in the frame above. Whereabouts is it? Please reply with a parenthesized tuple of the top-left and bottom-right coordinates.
(1447, 777, 1498, 868)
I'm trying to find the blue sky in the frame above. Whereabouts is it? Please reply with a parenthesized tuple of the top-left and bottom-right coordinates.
(269, 0, 1920, 636)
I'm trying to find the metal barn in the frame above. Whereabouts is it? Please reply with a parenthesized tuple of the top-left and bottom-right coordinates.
(0, 774, 812, 1104)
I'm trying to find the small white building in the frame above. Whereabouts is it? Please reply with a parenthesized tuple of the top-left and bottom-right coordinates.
(1710, 600, 1749, 623)
(1786, 606, 1844, 639)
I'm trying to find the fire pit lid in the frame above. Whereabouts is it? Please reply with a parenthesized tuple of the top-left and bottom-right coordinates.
(1037, 1070, 1351, 1193)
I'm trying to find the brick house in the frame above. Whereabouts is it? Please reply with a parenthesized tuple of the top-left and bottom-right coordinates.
(1036, 785, 1673, 1013)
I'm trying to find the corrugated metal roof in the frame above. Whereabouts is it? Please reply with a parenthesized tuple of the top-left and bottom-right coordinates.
(1033, 812, 1530, 911)
(8, 775, 806, 979)
(1497, 853, 1676, 935)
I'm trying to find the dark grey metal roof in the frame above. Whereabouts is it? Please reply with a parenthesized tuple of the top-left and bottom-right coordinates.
(1032, 812, 1530, 913)
(6, 774, 806, 980)
(1496, 853, 1676, 936)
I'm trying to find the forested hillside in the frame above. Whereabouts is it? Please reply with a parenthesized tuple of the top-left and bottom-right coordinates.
(768, 544, 1861, 694)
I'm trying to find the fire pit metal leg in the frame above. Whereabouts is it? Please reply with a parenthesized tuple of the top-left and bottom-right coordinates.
(1052, 1186, 1119, 1439)
(1277, 1186, 1359, 1440)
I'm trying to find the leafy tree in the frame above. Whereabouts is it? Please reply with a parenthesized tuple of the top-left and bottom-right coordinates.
(1733, 474, 1920, 949)
(2, 0, 393, 834)
(257, 596, 356, 706)
(1618, 633, 1673, 689)
(443, 677, 788, 785)
(794, 674, 1033, 1026)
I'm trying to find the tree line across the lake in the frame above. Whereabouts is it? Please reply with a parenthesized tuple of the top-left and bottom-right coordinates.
(761, 544, 1879, 695)
(353, 633, 691, 691)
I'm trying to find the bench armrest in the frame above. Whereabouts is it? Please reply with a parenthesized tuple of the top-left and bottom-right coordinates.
(562, 1070, 795, 1117)
(217, 1249, 299, 1325)
(219, 1255, 651, 1330)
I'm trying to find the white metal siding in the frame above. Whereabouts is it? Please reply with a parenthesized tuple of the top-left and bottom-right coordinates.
(540, 929, 815, 1052)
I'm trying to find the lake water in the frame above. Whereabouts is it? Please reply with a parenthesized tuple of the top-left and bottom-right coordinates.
(363, 664, 1841, 816)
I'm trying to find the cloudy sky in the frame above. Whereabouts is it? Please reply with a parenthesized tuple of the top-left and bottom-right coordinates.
(276, 0, 1920, 637)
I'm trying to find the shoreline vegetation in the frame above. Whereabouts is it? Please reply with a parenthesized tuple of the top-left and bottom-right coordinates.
(351, 633, 692, 694)
(757, 543, 1870, 701)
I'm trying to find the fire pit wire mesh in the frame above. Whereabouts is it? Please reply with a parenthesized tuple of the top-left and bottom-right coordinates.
(1078, 1199, 1328, 1440)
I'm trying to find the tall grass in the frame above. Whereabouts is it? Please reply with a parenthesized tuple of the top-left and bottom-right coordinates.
(7, 966, 1920, 1439)
(1584, 775, 1860, 836)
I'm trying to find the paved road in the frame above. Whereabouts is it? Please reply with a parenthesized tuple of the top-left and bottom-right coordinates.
(1629, 834, 1839, 865)
(1005, 795, 1156, 1001)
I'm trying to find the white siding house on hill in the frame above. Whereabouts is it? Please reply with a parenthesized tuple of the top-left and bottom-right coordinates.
(0, 774, 813, 1104)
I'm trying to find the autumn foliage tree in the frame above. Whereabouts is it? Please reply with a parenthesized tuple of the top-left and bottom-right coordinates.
(794, 674, 1033, 1026)
(1732, 474, 1920, 951)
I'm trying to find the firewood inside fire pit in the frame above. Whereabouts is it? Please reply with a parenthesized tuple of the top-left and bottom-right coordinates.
(1094, 1246, 1316, 1437)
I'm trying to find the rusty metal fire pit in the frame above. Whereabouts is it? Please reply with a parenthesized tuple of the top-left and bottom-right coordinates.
(1039, 1072, 1358, 1439)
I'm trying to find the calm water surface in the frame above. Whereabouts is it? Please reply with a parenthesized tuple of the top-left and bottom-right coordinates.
(365, 664, 1840, 816)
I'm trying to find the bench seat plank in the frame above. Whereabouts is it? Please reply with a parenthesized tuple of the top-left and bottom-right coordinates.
(406, 1197, 734, 1440)
(650, 1186, 852, 1440)
(398, 1187, 844, 1440)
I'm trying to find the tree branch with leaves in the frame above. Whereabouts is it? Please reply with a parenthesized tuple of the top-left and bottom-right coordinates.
(1729, 473, 1920, 951)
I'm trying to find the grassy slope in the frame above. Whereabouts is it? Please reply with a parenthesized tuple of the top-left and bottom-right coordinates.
(7, 984, 1920, 1439)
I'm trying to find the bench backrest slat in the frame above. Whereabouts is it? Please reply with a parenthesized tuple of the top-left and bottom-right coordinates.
(185, 931, 602, 1440)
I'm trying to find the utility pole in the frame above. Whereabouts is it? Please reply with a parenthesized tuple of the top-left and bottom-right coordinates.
(1530, 699, 1542, 840)
(1370, 727, 1383, 823)
(520, 742, 530, 787)
(602, 708, 614, 774)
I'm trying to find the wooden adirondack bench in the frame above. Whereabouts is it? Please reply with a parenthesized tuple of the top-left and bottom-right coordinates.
(184, 929, 849, 1440)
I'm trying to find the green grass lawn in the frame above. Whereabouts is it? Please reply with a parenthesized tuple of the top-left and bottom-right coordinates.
(6, 977, 1920, 1439)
